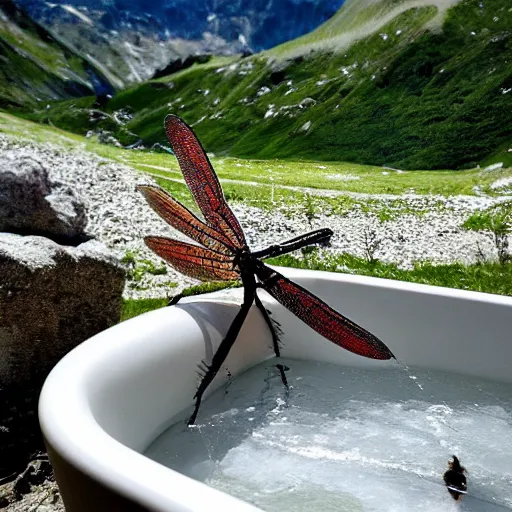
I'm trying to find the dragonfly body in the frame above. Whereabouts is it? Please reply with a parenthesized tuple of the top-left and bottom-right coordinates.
(138, 114, 395, 425)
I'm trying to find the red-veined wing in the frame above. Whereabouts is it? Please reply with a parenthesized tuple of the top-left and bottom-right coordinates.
(137, 185, 234, 254)
(164, 115, 247, 250)
(145, 237, 240, 282)
(255, 264, 394, 360)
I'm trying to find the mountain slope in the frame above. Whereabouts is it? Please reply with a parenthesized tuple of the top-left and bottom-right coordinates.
(0, 0, 113, 108)
(15, 0, 344, 87)
(27, 0, 512, 169)
(269, 0, 460, 58)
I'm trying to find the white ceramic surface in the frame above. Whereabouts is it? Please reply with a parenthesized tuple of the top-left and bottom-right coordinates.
(39, 268, 512, 512)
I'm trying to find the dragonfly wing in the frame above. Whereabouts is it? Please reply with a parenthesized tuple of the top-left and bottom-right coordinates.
(165, 115, 247, 250)
(255, 264, 394, 360)
(145, 237, 240, 282)
(137, 185, 234, 254)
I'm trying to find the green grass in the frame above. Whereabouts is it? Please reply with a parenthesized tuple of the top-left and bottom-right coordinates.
(120, 253, 512, 322)
(152, 55, 242, 84)
(1, 112, 511, 222)
(121, 249, 169, 282)
(121, 297, 168, 321)
(4, 114, 510, 321)
(268, 249, 512, 296)
(121, 282, 242, 321)
(269, 0, 430, 58)
(133, 151, 512, 197)
(178, 281, 242, 298)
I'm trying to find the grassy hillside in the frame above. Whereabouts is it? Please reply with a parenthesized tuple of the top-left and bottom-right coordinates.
(3, 112, 512, 308)
(3, 111, 511, 204)
(24, 0, 511, 169)
(268, 0, 458, 58)
(0, 0, 113, 108)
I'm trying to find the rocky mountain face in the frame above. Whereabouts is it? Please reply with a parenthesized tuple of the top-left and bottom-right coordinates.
(31, 0, 511, 170)
(13, 0, 343, 87)
(0, 0, 113, 108)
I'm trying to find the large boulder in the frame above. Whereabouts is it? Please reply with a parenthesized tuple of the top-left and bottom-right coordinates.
(0, 233, 125, 387)
(0, 154, 89, 244)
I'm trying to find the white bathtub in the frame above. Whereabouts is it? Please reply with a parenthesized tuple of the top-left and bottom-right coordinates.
(39, 268, 512, 512)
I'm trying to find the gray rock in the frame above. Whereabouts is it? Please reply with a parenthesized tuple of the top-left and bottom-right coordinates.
(97, 130, 122, 148)
(484, 162, 504, 172)
(0, 154, 88, 244)
(300, 121, 312, 132)
(0, 234, 125, 387)
(299, 97, 316, 108)
(1, 470, 64, 512)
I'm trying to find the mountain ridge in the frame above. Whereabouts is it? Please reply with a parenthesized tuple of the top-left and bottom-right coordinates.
(0, 0, 114, 108)
(269, 0, 462, 58)
(14, 0, 344, 87)
(21, 0, 512, 169)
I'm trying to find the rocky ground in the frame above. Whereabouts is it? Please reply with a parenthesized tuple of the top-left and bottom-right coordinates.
(0, 134, 508, 301)
(0, 456, 64, 512)
(3, 482, 64, 512)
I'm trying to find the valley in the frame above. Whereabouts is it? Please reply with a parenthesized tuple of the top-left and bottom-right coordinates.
(22, 0, 511, 172)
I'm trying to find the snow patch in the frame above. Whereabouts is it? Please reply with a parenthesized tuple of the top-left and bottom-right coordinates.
(326, 174, 361, 181)
(61, 4, 93, 25)
(191, 116, 206, 126)
(264, 105, 275, 119)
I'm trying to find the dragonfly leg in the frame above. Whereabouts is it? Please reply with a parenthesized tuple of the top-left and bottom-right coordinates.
(275, 364, 289, 386)
(253, 291, 289, 394)
(168, 282, 242, 307)
(254, 292, 282, 357)
(188, 290, 255, 425)
(168, 293, 184, 306)
(275, 363, 291, 403)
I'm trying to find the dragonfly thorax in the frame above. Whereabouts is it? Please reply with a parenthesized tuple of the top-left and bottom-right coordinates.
(234, 248, 252, 269)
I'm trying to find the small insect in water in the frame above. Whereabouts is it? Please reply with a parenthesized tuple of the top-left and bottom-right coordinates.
(443, 455, 467, 501)
(138, 115, 395, 425)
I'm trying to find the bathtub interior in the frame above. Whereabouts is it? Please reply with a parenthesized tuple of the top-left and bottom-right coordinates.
(86, 270, 512, 455)
(87, 301, 276, 453)
(40, 269, 512, 512)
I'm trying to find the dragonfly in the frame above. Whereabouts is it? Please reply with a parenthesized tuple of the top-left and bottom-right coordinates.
(137, 114, 395, 425)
